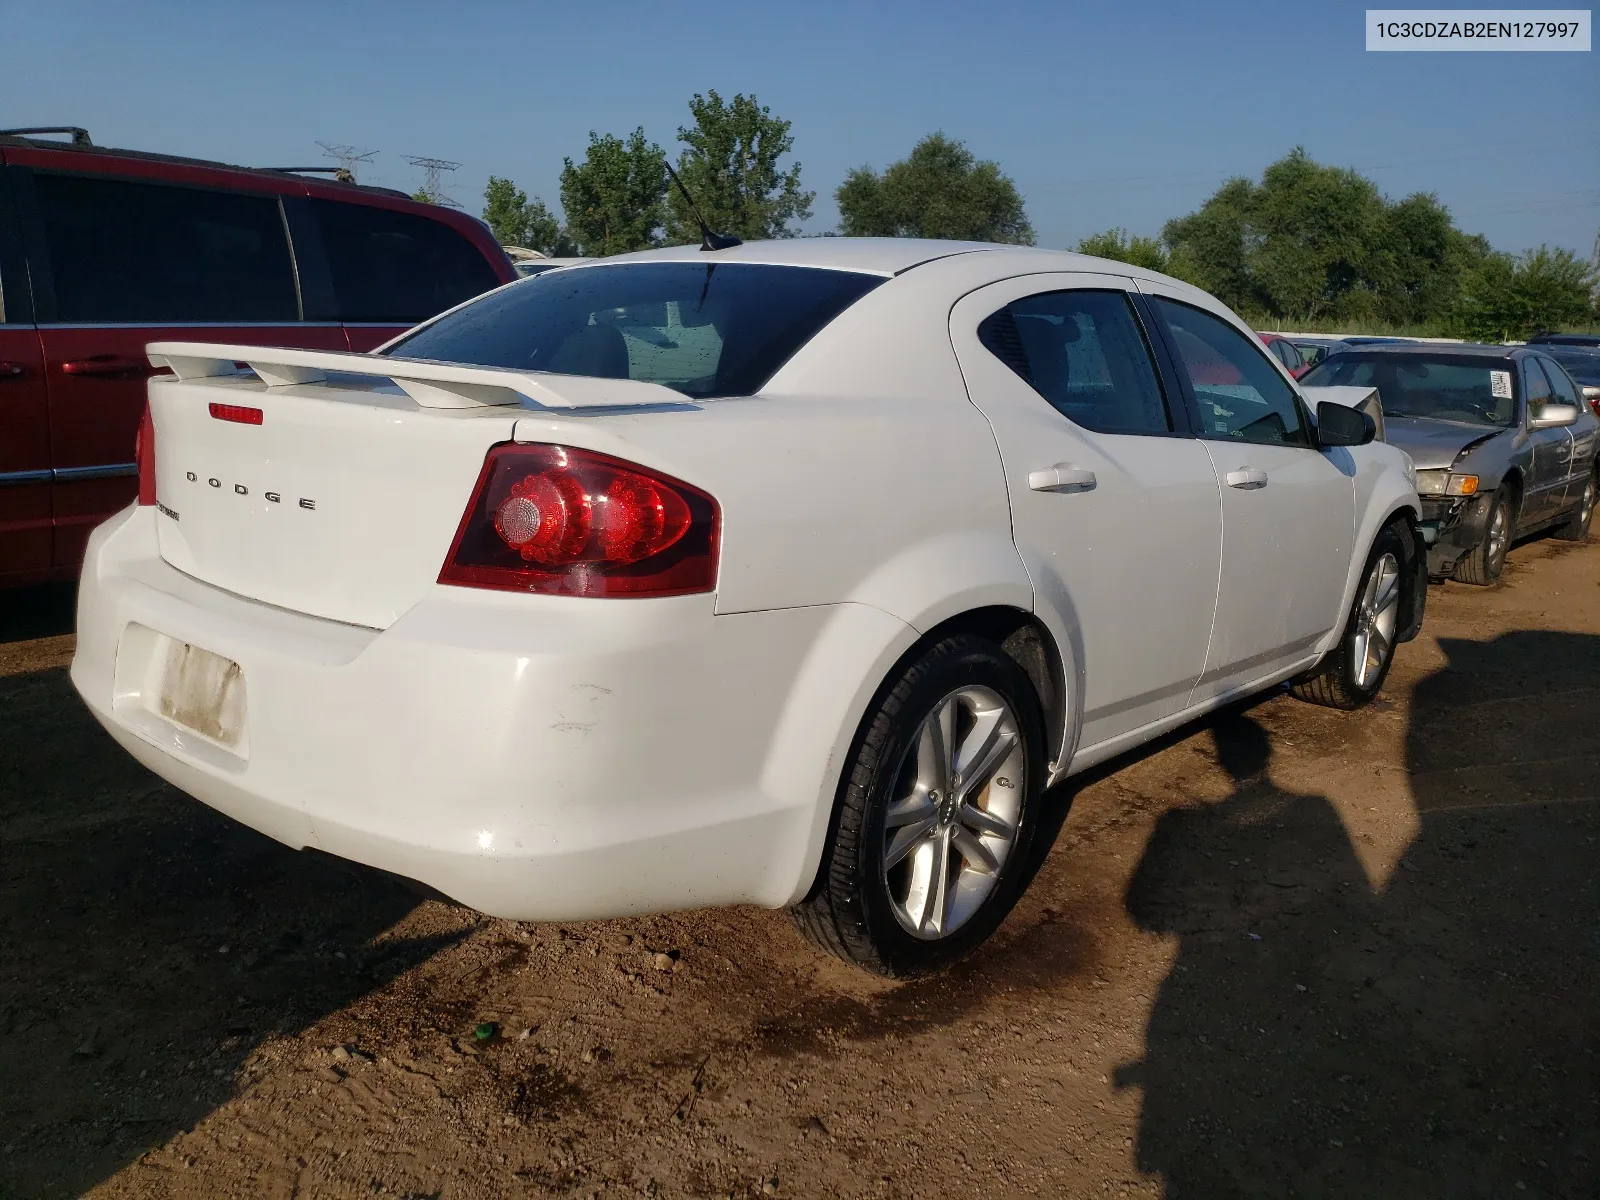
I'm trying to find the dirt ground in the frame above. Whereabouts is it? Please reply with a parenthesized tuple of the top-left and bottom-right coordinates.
(1, 535, 1596, 1200)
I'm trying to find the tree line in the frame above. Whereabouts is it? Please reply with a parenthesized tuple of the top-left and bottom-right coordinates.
(473, 95, 1599, 340)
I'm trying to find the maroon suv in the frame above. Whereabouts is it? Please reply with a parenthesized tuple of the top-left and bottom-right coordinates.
(0, 128, 515, 587)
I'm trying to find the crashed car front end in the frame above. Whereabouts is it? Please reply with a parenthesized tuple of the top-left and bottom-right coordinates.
(1412, 445, 1509, 578)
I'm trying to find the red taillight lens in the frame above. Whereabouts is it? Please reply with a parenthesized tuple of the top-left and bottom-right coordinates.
(136, 402, 157, 506)
(439, 443, 719, 597)
(209, 402, 264, 425)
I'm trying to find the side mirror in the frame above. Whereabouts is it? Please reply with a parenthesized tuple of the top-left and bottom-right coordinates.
(1529, 402, 1579, 429)
(1316, 400, 1376, 447)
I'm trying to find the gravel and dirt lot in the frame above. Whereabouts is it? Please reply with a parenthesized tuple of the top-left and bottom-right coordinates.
(2, 536, 1596, 1200)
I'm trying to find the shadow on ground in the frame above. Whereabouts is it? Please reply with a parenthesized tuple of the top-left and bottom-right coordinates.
(1124, 631, 1600, 1198)
(0, 633, 458, 1198)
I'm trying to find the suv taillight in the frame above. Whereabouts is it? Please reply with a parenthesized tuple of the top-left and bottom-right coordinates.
(136, 402, 156, 506)
(439, 443, 719, 598)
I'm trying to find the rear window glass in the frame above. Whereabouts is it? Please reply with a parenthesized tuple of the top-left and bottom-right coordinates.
(1544, 348, 1600, 386)
(312, 200, 501, 324)
(33, 173, 297, 323)
(387, 262, 884, 399)
(1303, 353, 1516, 426)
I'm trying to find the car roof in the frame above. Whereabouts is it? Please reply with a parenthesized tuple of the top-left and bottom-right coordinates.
(1328, 342, 1523, 359)
(585, 237, 1195, 283)
(0, 131, 414, 200)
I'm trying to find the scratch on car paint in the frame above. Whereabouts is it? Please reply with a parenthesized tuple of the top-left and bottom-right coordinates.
(551, 684, 613, 734)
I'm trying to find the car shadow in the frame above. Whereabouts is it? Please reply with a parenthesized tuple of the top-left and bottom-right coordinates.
(0, 583, 76, 645)
(1122, 631, 1599, 1198)
(0, 654, 463, 1199)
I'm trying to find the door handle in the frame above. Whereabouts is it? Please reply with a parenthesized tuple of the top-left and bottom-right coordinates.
(1028, 464, 1097, 493)
(60, 355, 160, 379)
(0, 361, 28, 380)
(1226, 468, 1269, 489)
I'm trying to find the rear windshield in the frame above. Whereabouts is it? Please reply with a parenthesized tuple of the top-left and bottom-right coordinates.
(1302, 353, 1517, 426)
(386, 262, 884, 399)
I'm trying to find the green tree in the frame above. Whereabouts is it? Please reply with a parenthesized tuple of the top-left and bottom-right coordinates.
(665, 91, 813, 243)
(559, 129, 667, 257)
(1453, 245, 1598, 340)
(482, 177, 574, 255)
(1076, 227, 1169, 273)
(1161, 176, 1257, 309)
(835, 133, 1034, 244)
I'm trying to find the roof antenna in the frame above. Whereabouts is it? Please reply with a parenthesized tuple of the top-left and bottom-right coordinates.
(663, 160, 742, 252)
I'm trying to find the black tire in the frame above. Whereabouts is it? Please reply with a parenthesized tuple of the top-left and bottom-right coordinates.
(792, 634, 1046, 978)
(1291, 522, 1411, 710)
(1452, 486, 1513, 585)
(1552, 468, 1596, 542)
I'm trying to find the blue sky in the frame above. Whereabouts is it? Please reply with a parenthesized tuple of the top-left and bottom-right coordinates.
(4, 0, 1596, 254)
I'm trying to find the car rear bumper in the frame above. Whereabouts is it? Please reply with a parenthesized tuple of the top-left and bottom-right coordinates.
(71, 506, 910, 921)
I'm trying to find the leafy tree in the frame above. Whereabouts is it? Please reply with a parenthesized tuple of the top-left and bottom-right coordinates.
(1076, 227, 1169, 273)
(836, 133, 1034, 244)
(559, 129, 667, 257)
(482, 176, 574, 255)
(1452, 245, 1597, 341)
(1162, 148, 1512, 329)
(1161, 177, 1256, 308)
(666, 91, 813, 243)
(410, 188, 433, 205)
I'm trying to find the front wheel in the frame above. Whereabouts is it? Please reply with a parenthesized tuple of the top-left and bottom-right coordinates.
(1453, 486, 1513, 585)
(1553, 468, 1596, 542)
(792, 635, 1045, 978)
(1291, 523, 1409, 710)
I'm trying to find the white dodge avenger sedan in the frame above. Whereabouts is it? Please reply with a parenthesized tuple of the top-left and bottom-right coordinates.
(72, 239, 1425, 977)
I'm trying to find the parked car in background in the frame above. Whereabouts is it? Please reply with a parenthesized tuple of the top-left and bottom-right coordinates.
(0, 127, 515, 587)
(72, 239, 1424, 977)
(1528, 332, 1600, 349)
(1303, 343, 1598, 583)
(1256, 331, 1310, 378)
(1287, 336, 1350, 370)
(1535, 345, 1600, 415)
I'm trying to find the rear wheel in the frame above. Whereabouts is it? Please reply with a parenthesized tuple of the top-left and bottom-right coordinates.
(792, 635, 1045, 978)
(1553, 468, 1596, 541)
(1291, 523, 1408, 710)
(1453, 487, 1513, 585)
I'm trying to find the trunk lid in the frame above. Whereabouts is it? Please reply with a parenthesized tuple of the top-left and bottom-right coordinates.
(144, 342, 689, 628)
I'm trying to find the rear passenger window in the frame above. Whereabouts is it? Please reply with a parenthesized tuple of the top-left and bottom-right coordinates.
(311, 201, 500, 324)
(1155, 298, 1311, 447)
(978, 290, 1173, 435)
(32, 173, 297, 322)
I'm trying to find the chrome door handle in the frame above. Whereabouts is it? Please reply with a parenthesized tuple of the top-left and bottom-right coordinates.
(1226, 468, 1269, 489)
(1028, 464, 1097, 493)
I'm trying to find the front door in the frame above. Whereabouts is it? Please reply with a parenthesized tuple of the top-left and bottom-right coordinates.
(0, 325, 50, 580)
(1140, 288, 1355, 704)
(1520, 357, 1575, 527)
(950, 274, 1223, 758)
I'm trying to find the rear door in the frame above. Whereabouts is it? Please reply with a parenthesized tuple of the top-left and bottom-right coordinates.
(0, 161, 51, 580)
(9, 153, 347, 567)
(1519, 357, 1572, 526)
(950, 274, 1223, 754)
(1141, 286, 1354, 702)
(295, 195, 507, 350)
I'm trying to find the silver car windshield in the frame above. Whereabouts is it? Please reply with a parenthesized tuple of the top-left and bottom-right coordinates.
(1302, 354, 1515, 427)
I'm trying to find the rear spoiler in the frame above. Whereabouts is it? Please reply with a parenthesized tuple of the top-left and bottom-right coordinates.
(145, 341, 684, 411)
(1302, 384, 1385, 443)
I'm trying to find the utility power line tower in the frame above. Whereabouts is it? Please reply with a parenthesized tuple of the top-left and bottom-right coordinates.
(404, 155, 462, 206)
(316, 142, 377, 184)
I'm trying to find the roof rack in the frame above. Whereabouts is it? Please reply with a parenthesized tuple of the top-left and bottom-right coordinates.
(0, 126, 92, 147)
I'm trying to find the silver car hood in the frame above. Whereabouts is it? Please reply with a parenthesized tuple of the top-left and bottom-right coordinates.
(1383, 416, 1502, 471)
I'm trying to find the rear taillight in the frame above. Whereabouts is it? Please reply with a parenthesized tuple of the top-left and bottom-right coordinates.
(439, 443, 719, 598)
(136, 402, 156, 506)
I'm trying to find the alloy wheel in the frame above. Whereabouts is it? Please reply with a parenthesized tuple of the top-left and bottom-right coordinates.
(881, 686, 1026, 940)
(1352, 551, 1402, 689)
